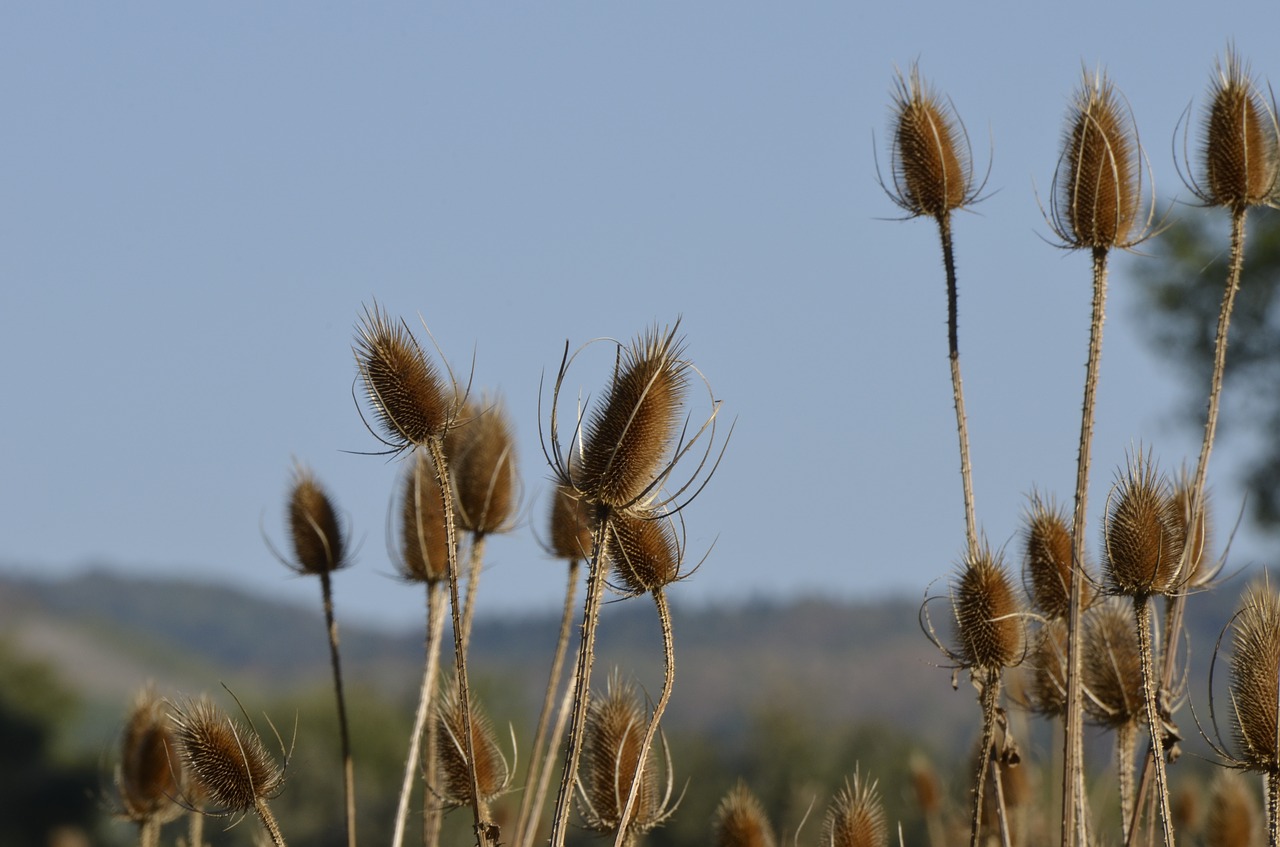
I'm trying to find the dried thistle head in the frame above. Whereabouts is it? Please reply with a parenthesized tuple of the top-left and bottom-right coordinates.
(434, 677, 511, 807)
(1022, 492, 1090, 619)
(577, 672, 675, 837)
(1171, 471, 1216, 588)
(952, 544, 1025, 671)
(169, 696, 284, 813)
(398, 451, 448, 584)
(1187, 48, 1280, 212)
(821, 768, 887, 847)
(576, 324, 691, 512)
(549, 484, 596, 561)
(1027, 618, 1069, 718)
(713, 780, 776, 847)
(354, 302, 456, 453)
(1102, 451, 1185, 598)
(607, 510, 683, 596)
(907, 753, 941, 817)
(883, 64, 976, 219)
(284, 464, 348, 576)
(1225, 581, 1280, 772)
(1049, 69, 1149, 250)
(116, 686, 184, 825)
(1081, 598, 1143, 729)
(1205, 769, 1260, 847)
(447, 395, 519, 535)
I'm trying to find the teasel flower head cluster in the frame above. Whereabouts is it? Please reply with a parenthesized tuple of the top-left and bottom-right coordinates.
(395, 451, 449, 585)
(821, 768, 888, 847)
(1206, 579, 1280, 775)
(1102, 450, 1186, 599)
(605, 509, 686, 598)
(1023, 491, 1091, 620)
(275, 464, 350, 577)
(548, 483, 596, 562)
(434, 677, 512, 808)
(712, 781, 776, 847)
(168, 696, 286, 814)
(115, 686, 185, 828)
(1081, 598, 1144, 729)
(446, 395, 520, 536)
(933, 543, 1027, 674)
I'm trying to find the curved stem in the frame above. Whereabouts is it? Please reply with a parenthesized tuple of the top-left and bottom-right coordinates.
(613, 588, 675, 847)
(970, 668, 1001, 847)
(1134, 596, 1175, 846)
(549, 512, 613, 847)
(392, 582, 446, 847)
(319, 571, 358, 847)
(937, 211, 979, 561)
(460, 533, 487, 653)
(514, 559, 582, 847)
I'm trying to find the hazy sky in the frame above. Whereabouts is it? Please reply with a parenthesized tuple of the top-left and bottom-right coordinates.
(2, 3, 1274, 631)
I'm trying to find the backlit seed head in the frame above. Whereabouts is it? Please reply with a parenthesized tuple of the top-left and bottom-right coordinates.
(1171, 473, 1215, 588)
(1103, 451, 1185, 597)
(1206, 769, 1260, 847)
(1022, 492, 1089, 619)
(169, 697, 284, 812)
(578, 324, 689, 511)
(821, 769, 888, 847)
(285, 465, 348, 576)
(1226, 582, 1280, 771)
(1027, 618, 1069, 718)
(953, 545, 1025, 671)
(398, 451, 448, 584)
(549, 484, 596, 561)
(1082, 599, 1143, 729)
(434, 678, 511, 807)
(116, 686, 184, 825)
(607, 510, 682, 596)
(354, 302, 455, 451)
(447, 396, 518, 535)
(1193, 48, 1280, 212)
(713, 781, 776, 847)
(1050, 70, 1146, 249)
(885, 65, 975, 219)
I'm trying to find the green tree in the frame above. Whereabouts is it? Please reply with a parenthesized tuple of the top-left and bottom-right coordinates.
(1130, 205, 1280, 529)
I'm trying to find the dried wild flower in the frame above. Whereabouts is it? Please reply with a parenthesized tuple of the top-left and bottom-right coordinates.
(169, 697, 285, 814)
(1082, 598, 1143, 728)
(1102, 451, 1185, 598)
(1224, 582, 1280, 772)
(435, 678, 511, 808)
(606, 510, 682, 596)
(951, 545, 1025, 672)
(398, 451, 448, 584)
(116, 686, 184, 827)
(1171, 471, 1216, 588)
(549, 484, 596, 561)
(1027, 618, 1069, 718)
(1023, 492, 1089, 619)
(1205, 769, 1261, 847)
(883, 64, 977, 219)
(447, 396, 519, 536)
(822, 769, 888, 847)
(285, 465, 348, 576)
(713, 781, 776, 847)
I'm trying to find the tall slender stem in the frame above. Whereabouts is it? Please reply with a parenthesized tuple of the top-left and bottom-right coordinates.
(1135, 596, 1175, 846)
(318, 571, 358, 847)
(1117, 722, 1137, 845)
(970, 668, 1001, 847)
(392, 583, 446, 847)
(255, 798, 288, 847)
(937, 211, 979, 561)
(1268, 772, 1278, 847)
(460, 533, 487, 653)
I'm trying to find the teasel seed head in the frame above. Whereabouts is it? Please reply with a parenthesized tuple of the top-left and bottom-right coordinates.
(607, 509, 682, 596)
(1189, 48, 1280, 212)
(549, 484, 596, 561)
(952, 544, 1025, 672)
(1102, 450, 1185, 598)
(446, 395, 519, 536)
(169, 696, 284, 813)
(1205, 769, 1260, 847)
(398, 451, 449, 584)
(354, 302, 456, 452)
(116, 686, 184, 826)
(1171, 472, 1216, 588)
(1027, 618, 1069, 718)
(1022, 492, 1090, 620)
(578, 672, 675, 837)
(434, 677, 511, 807)
(578, 324, 690, 511)
(1225, 581, 1280, 772)
(883, 64, 976, 219)
(713, 780, 776, 847)
(1049, 69, 1149, 250)
(821, 768, 888, 847)
(1081, 598, 1144, 729)
(284, 464, 349, 576)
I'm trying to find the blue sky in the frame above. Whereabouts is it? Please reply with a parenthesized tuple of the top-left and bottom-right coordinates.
(2, 3, 1274, 631)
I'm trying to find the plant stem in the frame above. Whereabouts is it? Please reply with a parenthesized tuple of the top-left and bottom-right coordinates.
(460, 533, 487, 653)
(1117, 722, 1136, 845)
(528, 652, 580, 847)
(514, 559, 581, 847)
(970, 668, 1001, 847)
(255, 798, 287, 847)
(138, 819, 159, 847)
(318, 570, 358, 847)
(936, 211, 979, 561)
(1269, 771, 1278, 847)
(1134, 595, 1175, 846)
(392, 582, 446, 847)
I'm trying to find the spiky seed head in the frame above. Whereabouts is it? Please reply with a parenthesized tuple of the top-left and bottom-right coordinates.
(354, 302, 453, 450)
(952, 545, 1025, 671)
(434, 678, 510, 807)
(1051, 70, 1143, 249)
(1103, 452, 1185, 597)
(117, 687, 184, 825)
(821, 769, 888, 847)
(1027, 618, 1069, 717)
(578, 324, 689, 511)
(285, 465, 348, 576)
(1227, 582, 1280, 772)
(1023, 493, 1089, 619)
(399, 451, 448, 584)
(886, 65, 973, 219)
(549, 485, 596, 561)
(1197, 49, 1280, 212)
(579, 673, 669, 836)
(1205, 769, 1260, 847)
(1081, 599, 1143, 728)
(169, 697, 283, 812)
(713, 781, 776, 847)
(607, 510, 681, 596)
(447, 396, 518, 535)
(1171, 474, 1214, 588)
(907, 754, 940, 816)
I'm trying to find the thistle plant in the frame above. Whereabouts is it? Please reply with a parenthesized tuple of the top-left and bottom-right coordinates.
(821, 769, 888, 847)
(115, 686, 184, 847)
(713, 781, 776, 847)
(434, 677, 512, 818)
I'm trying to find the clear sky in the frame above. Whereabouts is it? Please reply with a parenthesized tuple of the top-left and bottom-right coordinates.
(2, 3, 1274, 632)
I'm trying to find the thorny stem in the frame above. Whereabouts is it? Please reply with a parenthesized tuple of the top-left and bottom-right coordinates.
(391, 582, 446, 847)
(1064, 246, 1109, 847)
(1134, 596, 1175, 846)
(549, 513, 613, 847)
(460, 533, 487, 653)
(255, 798, 287, 847)
(318, 571, 358, 847)
(613, 588, 676, 847)
(426, 437, 492, 847)
(970, 668, 1001, 847)
(514, 560, 581, 847)
(988, 752, 1012, 847)
(1117, 722, 1137, 845)
(528, 652, 581, 847)
(1269, 771, 1279, 847)
(937, 212, 979, 562)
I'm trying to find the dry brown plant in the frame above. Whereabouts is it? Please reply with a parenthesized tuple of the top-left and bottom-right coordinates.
(821, 769, 888, 847)
(713, 781, 776, 847)
(115, 686, 184, 847)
